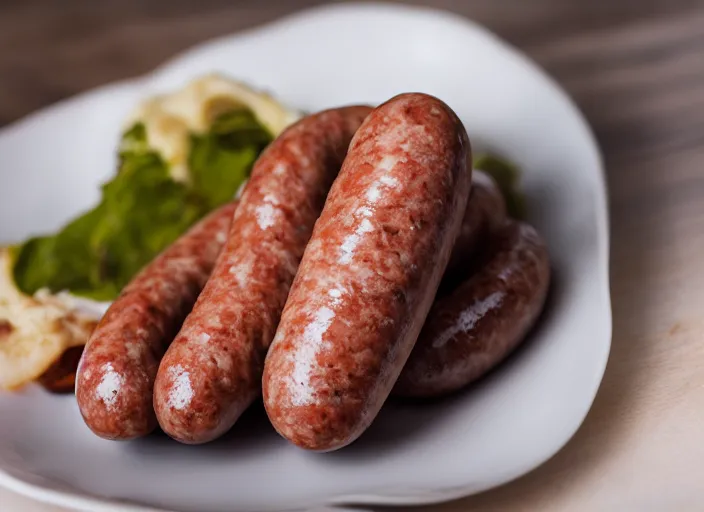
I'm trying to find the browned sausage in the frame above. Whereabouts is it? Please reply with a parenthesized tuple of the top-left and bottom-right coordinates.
(262, 93, 471, 451)
(394, 220, 550, 398)
(40, 345, 89, 394)
(75, 200, 238, 440)
(153, 106, 372, 444)
(445, 169, 507, 281)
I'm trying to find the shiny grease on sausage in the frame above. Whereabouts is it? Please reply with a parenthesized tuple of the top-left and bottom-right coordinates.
(153, 106, 372, 444)
(445, 169, 507, 280)
(263, 93, 471, 451)
(75, 200, 238, 440)
(394, 220, 550, 398)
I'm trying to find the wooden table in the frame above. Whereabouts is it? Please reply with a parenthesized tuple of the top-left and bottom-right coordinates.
(1, 1, 703, 510)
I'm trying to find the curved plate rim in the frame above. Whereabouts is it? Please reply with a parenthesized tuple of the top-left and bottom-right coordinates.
(0, 2, 611, 511)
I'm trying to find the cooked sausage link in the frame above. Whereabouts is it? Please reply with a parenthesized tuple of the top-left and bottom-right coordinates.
(445, 169, 507, 280)
(76, 200, 238, 440)
(153, 106, 372, 444)
(394, 220, 550, 398)
(263, 93, 471, 451)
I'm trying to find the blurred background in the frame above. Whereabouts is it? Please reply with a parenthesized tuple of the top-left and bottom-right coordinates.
(1, 0, 700, 134)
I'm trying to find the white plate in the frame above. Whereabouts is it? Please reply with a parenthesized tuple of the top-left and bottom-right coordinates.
(0, 3, 611, 511)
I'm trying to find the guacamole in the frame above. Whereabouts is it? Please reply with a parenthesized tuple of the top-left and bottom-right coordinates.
(11, 109, 272, 301)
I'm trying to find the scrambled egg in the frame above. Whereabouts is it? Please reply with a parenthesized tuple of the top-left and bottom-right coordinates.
(0, 249, 100, 390)
(125, 73, 301, 181)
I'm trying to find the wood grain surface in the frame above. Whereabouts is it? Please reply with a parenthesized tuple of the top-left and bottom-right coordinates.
(1, 1, 704, 511)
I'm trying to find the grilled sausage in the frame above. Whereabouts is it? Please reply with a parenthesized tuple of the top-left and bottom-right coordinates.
(394, 220, 550, 398)
(263, 93, 471, 451)
(76, 200, 238, 440)
(444, 169, 507, 282)
(153, 106, 372, 444)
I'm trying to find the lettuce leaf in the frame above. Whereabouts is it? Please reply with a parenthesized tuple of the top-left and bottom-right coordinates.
(189, 110, 271, 210)
(12, 110, 271, 300)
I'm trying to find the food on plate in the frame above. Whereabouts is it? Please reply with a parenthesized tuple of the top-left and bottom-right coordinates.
(37, 345, 85, 393)
(11, 74, 298, 302)
(444, 169, 507, 281)
(394, 220, 550, 397)
(0, 249, 98, 390)
(124, 74, 300, 183)
(262, 93, 471, 451)
(75, 200, 239, 440)
(1, 72, 551, 454)
(0, 74, 298, 391)
(153, 106, 373, 444)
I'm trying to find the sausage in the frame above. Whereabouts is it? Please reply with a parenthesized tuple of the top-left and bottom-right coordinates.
(444, 169, 507, 282)
(40, 345, 87, 394)
(153, 106, 372, 444)
(394, 220, 550, 398)
(75, 200, 238, 440)
(262, 93, 471, 451)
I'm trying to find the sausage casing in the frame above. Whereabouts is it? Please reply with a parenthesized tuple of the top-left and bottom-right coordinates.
(153, 106, 372, 444)
(263, 93, 471, 451)
(75, 200, 238, 440)
(445, 169, 507, 281)
(394, 220, 550, 398)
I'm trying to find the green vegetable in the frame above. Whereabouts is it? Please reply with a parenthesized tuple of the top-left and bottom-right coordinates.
(473, 153, 526, 219)
(12, 110, 272, 300)
(189, 110, 271, 211)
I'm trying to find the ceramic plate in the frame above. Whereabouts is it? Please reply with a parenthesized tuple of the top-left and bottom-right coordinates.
(0, 3, 611, 511)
